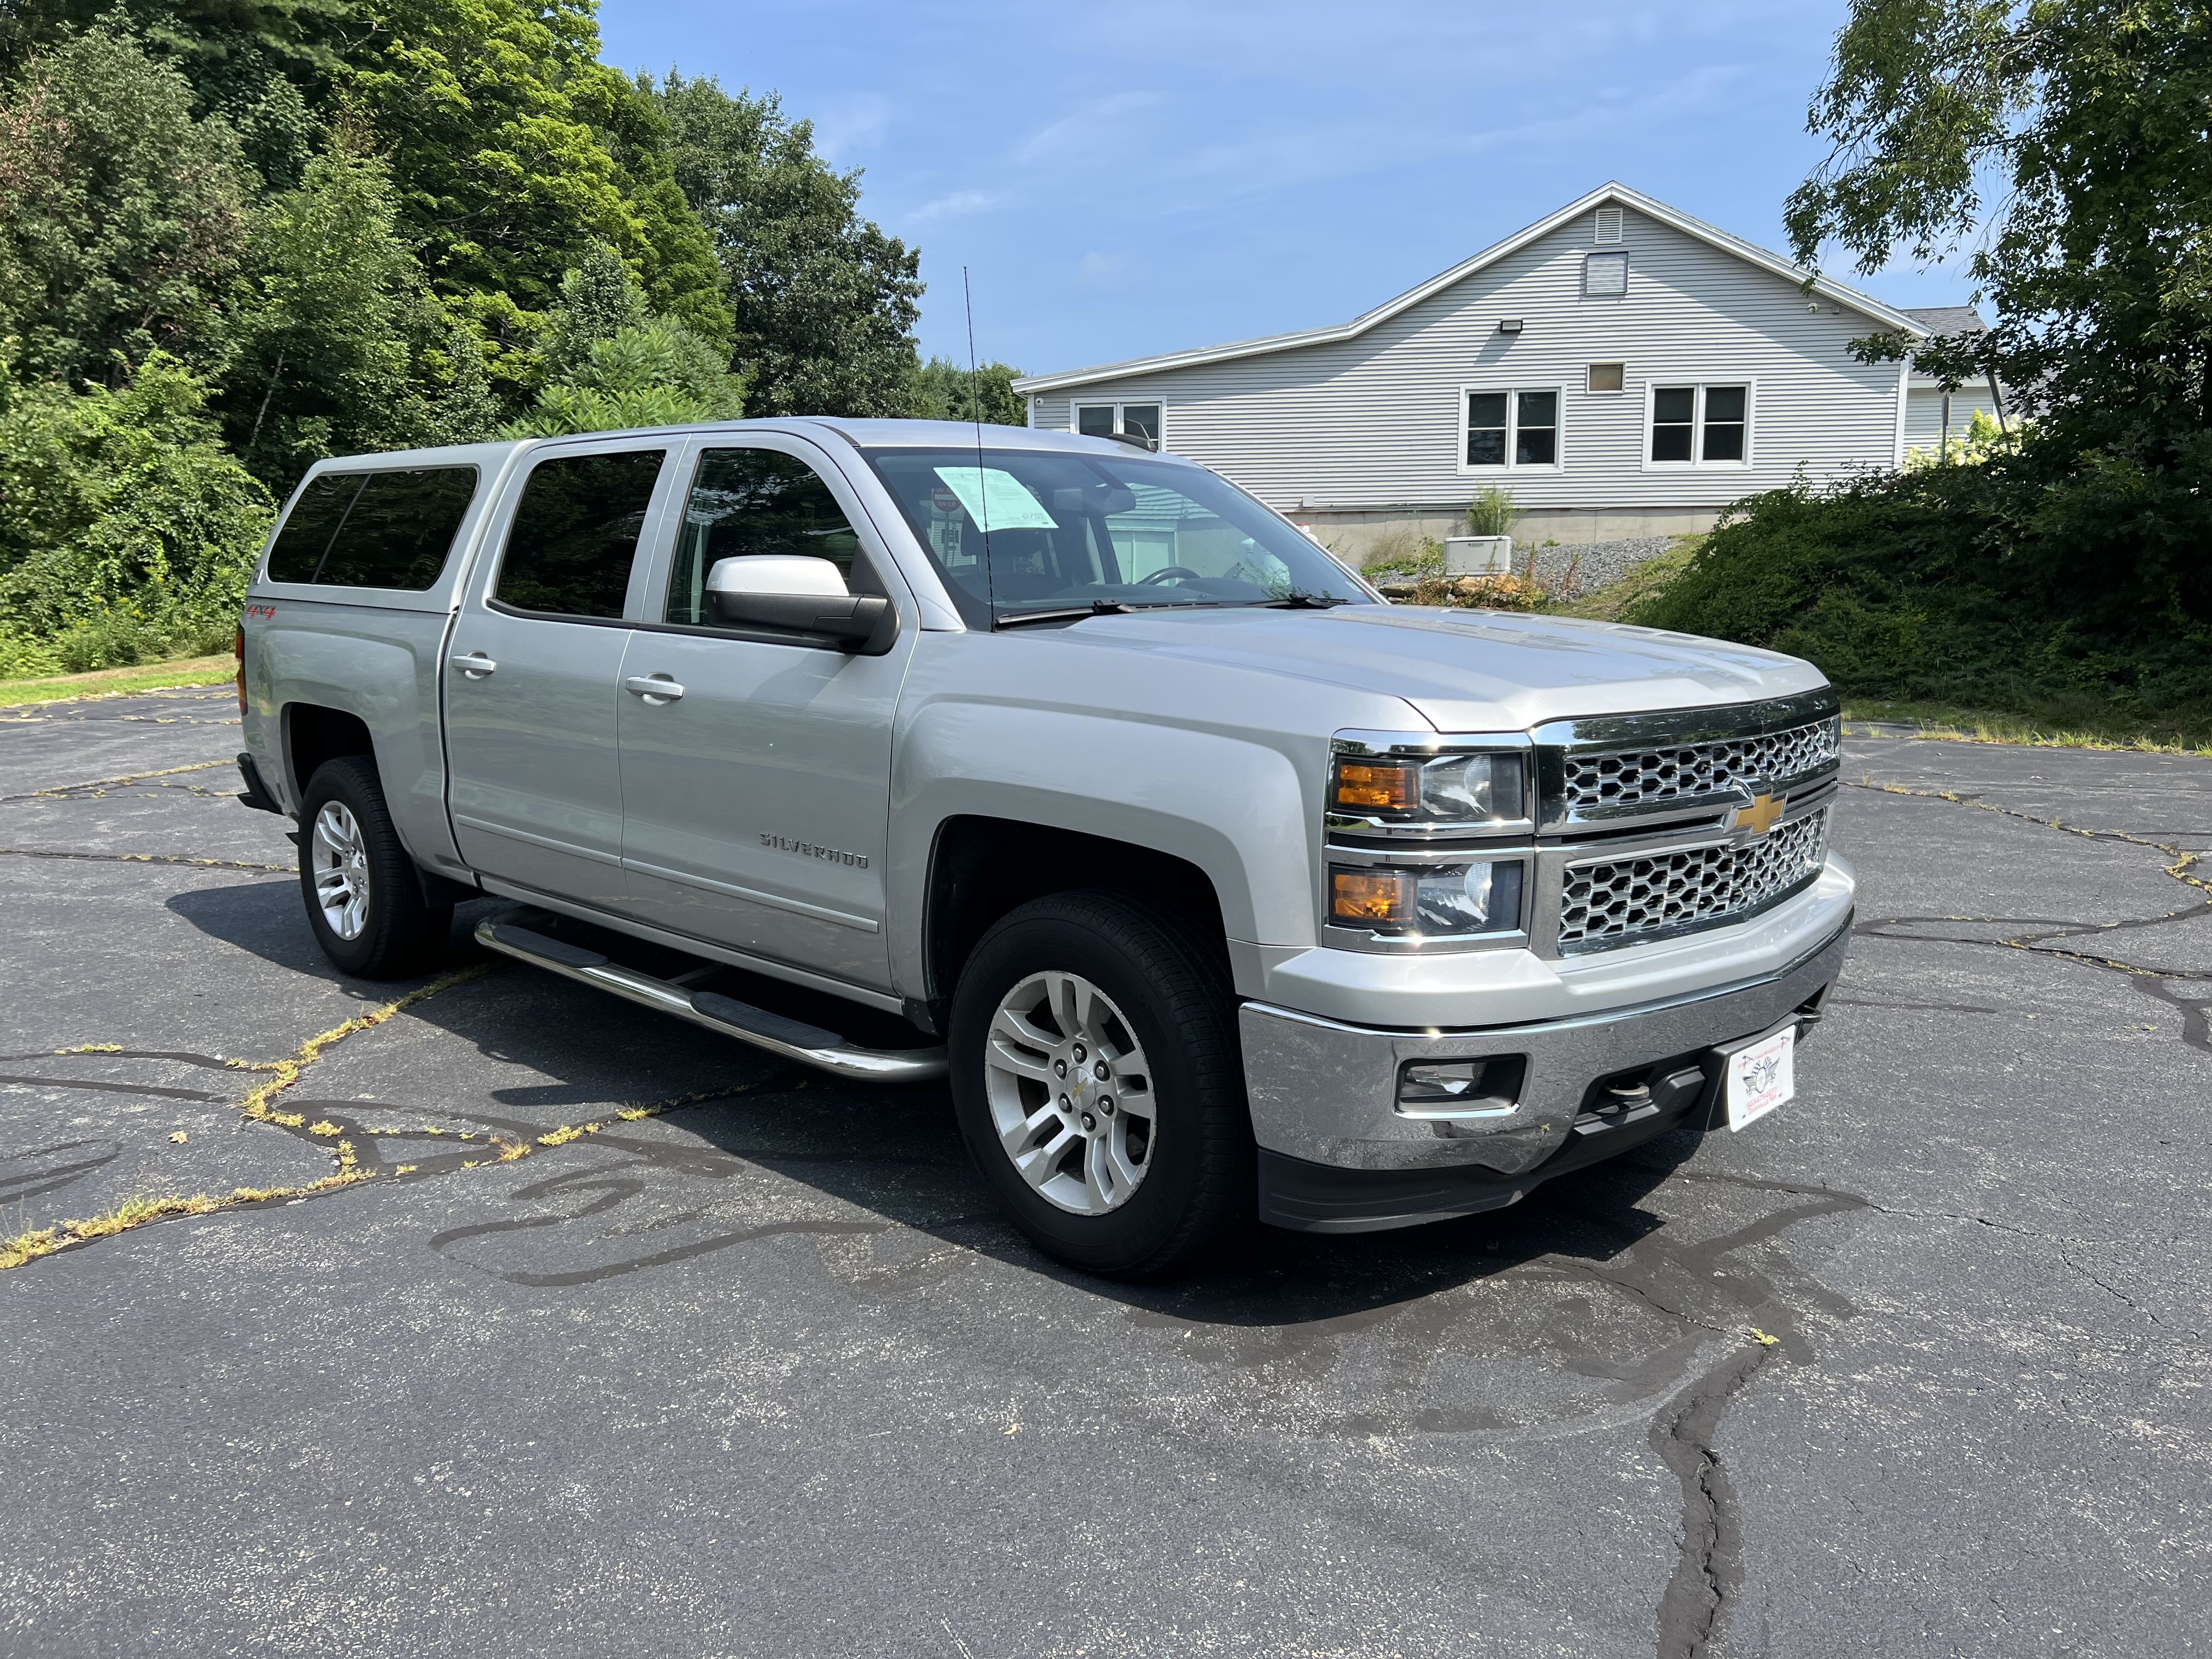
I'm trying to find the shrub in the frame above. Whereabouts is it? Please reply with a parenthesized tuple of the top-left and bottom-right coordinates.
(0, 356, 273, 673)
(1626, 438, 2212, 724)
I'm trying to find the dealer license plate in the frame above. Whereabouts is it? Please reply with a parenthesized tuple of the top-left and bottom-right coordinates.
(1724, 1025, 1796, 1132)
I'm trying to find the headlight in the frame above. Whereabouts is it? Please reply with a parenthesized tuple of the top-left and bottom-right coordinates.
(1328, 747, 1526, 828)
(1328, 859, 1525, 936)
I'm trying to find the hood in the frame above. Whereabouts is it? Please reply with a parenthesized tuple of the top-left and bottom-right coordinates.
(1052, 603, 1825, 731)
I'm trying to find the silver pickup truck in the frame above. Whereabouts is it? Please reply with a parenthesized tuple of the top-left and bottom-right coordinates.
(236, 418, 1852, 1276)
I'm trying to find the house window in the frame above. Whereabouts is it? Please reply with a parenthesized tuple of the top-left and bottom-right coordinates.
(1649, 384, 1753, 465)
(1074, 402, 1162, 450)
(1587, 362, 1625, 393)
(1463, 387, 1561, 469)
(1585, 252, 1628, 296)
(1595, 206, 1623, 244)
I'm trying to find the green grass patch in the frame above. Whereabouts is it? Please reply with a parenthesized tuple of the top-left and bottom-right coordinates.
(0, 652, 233, 709)
(1841, 699, 2212, 756)
(1545, 540, 1702, 622)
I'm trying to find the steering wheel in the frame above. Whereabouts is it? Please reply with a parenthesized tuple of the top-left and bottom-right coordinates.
(1138, 566, 1204, 585)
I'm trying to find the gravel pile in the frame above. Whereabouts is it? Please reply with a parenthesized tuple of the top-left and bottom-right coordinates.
(1515, 536, 1681, 594)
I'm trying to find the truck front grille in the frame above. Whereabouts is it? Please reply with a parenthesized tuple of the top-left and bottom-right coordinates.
(1560, 716, 1841, 815)
(1556, 809, 1829, 952)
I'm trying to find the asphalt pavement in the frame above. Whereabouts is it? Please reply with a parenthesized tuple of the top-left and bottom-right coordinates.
(2, 685, 2207, 1658)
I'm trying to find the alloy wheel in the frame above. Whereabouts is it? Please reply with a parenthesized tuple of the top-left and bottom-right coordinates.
(982, 969, 1155, 1215)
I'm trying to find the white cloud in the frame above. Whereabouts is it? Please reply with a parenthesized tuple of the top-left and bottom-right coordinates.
(1012, 92, 1166, 168)
(910, 189, 1009, 224)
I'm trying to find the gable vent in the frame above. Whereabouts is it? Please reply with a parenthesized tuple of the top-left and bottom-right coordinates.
(1595, 206, 1624, 244)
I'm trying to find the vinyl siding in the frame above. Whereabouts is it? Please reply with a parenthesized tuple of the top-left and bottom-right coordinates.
(1903, 385, 2000, 452)
(1028, 207, 1909, 513)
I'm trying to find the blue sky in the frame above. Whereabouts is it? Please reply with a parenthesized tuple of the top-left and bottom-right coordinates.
(600, 0, 1976, 377)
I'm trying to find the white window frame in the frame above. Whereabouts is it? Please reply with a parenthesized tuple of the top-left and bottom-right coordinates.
(1071, 399, 1165, 451)
(1456, 383, 1567, 476)
(1642, 379, 1758, 471)
(1586, 362, 1627, 395)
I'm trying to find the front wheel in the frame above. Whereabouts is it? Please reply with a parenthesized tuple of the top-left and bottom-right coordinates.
(297, 757, 453, 979)
(949, 891, 1254, 1278)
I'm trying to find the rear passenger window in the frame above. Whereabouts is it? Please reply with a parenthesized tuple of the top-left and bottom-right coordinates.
(315, 468, 478, 589)
(494, 450, 667, 619)
(265, 467, 478, 588)
(266, 473, 362, 583)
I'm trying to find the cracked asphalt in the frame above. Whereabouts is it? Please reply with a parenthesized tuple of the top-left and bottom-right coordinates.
(3, 686, 2208, 1659)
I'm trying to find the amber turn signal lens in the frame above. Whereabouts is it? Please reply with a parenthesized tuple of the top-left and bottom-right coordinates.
(1332, 760, 1414, 811)
(1330, 868, 1414, 926)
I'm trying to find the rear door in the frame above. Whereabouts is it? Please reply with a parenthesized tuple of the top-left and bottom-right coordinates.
(444, 439, 674, 909)
(617, 435, 915, 989)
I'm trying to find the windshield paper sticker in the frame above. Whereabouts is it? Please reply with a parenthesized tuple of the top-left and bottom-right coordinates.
(933, 466, 1059, 531)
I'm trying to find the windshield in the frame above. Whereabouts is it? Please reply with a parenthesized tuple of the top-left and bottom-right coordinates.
(858, 445, 1374, 627)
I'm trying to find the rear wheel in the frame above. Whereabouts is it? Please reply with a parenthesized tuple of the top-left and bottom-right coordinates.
(949, 891, 1253, 1278)
(297, 757, 452, 979)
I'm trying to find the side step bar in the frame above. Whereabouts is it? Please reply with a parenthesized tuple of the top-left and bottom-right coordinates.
(473, 913, 947, 1084)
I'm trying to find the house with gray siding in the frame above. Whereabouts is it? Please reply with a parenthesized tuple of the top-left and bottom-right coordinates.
(1013, 184, 1991, 563)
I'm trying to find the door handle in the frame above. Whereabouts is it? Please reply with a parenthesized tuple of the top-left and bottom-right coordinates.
(450, 652, 497, 678)
(624, 674, 685, 703)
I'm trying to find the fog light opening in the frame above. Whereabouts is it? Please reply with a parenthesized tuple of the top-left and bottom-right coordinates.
(1395, 1054, 1527, 1119)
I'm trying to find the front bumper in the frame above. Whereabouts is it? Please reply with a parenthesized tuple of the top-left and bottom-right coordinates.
(1241, 915, 1850, 1232)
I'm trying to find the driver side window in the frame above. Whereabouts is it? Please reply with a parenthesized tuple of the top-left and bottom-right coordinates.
(665, 448, 877, 626)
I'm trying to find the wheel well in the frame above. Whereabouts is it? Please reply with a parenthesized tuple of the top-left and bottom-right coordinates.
(923, 816, 1228, 1020)
(285, 704, 375, 803)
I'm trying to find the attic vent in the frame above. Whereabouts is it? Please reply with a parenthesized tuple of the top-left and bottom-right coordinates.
(1595, 207, 1624, 243)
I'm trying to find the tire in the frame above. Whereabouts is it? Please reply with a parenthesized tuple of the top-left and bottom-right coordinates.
(297, 756, 453, 979)
(948, 890, 1254, 1278)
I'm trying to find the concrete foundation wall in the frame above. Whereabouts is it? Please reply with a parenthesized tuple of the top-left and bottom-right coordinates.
(1293, 504, 1717, 566)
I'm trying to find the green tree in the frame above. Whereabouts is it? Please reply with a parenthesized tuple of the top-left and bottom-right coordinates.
(0, 21, 250, 384)
(650, 72, 922, 417)
(343, 0, 726, 392)
(909, 355, 1026, 426)
(221, 135, 454, 483)
(1787, 0, 2212, 453)
(0, 352, 274, 674)
(501, 245, 743, 437)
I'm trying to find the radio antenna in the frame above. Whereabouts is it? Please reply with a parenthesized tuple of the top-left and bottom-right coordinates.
(963, 266, 996, 628)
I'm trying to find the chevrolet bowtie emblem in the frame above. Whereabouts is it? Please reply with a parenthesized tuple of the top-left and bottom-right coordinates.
(1733, 792, 1785, 836)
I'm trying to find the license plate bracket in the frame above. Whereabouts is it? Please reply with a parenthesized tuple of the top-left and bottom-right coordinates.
(1718, 1021, 1797, 1132)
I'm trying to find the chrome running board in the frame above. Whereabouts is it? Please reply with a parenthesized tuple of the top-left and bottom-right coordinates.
(474, 910, 947, 1084)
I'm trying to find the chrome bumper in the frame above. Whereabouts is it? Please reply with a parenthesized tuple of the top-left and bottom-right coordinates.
(1239, 917, 1850, 1176)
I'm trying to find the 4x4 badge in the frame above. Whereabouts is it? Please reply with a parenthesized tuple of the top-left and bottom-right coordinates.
(1731, 791, 1786, 836)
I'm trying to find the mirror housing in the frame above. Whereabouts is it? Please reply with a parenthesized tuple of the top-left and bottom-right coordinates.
(703, 556, 896, 654)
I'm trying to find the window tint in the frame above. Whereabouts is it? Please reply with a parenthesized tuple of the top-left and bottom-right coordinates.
(1587, 362, 1625, 393)
(1121, 404, 1161, 450)
(1515, 391, 1559, 465)
(1703, 386, 1748, 460)
(494, 450, 665, 618)
(1076, 405, 1114, 439)
(1465, 392, 1508, 466)
(266, 472, 363, 583)
(1651, 387, 1696, 461)
(314, 467, 477, 590)
(665, 448, 872, 626)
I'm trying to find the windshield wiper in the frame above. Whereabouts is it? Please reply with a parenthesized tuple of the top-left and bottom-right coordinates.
(992, 600, 1136, 629)
(1263, 590, 1354, 609)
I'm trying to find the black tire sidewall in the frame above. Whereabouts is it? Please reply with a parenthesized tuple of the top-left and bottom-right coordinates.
(297, 757, 448, 978)
(949, 894, 1250, 1276)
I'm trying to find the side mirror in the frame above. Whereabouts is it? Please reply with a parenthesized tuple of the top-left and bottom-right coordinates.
(704, 555, 896, 654)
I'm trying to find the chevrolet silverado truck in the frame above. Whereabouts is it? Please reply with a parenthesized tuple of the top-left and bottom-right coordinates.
(235, 419, 1852, 1276)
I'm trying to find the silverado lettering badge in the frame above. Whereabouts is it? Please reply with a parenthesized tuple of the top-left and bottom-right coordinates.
(760, 833, 870, 869)
(1731, 791, 1786, 837)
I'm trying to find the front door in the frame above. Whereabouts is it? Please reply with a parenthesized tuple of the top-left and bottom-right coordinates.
(617, 438, 913, 990)
(444, 442, 672, 910)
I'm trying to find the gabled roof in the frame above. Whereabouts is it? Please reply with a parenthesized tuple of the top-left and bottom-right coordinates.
(1011, 182, 1929, 394)
(1901, 305, 1986, 335)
